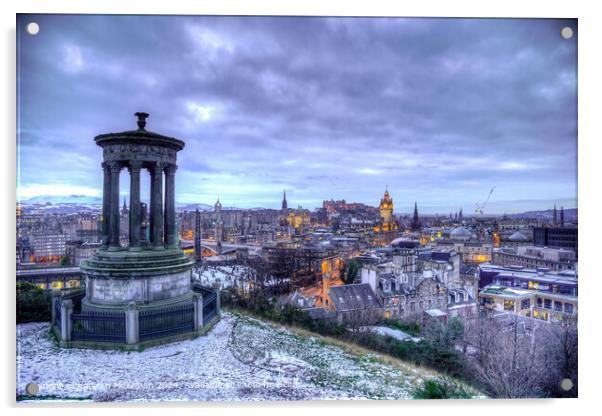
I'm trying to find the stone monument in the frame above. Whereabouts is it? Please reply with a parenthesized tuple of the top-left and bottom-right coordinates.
(56, 112, 220, 348)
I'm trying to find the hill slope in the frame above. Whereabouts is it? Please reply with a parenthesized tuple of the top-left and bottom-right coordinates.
(16, 312, 480, 401)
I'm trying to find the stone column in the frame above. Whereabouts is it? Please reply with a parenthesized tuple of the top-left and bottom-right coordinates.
(164, 164, 177, 248)
(151, 162, 164, 249)
(60, 299, 73, 342)
(128, 161, 142, 250)
(126, 302, 139, 345)
(101, 162, 111, 247)
(108, 161, 121, 250)
(51, 292, 60, 326)
(149, 170, 155, 244)
(193, 293, 203, 332)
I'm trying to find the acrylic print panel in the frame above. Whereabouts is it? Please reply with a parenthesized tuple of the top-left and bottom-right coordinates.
(16, 14, 578, 402)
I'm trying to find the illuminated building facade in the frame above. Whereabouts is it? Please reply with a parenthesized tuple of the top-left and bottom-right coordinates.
(478, 264, 578, 323)
(286, 207, 311, 231)
(373, 189, 398, 246)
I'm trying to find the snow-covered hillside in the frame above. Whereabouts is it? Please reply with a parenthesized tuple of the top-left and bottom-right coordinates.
(16, 313, 479, 402)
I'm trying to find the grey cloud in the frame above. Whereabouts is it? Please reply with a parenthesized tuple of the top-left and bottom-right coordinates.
(16, 15, 577, 213)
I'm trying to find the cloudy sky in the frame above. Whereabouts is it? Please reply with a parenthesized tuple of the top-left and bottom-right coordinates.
(17, 15, 577, 214)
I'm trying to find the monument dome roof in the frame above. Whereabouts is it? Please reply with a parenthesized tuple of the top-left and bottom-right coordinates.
(94, 112, 185, 151)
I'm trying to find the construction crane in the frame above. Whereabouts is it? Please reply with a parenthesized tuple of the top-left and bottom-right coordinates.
(475, 186, 495, 215)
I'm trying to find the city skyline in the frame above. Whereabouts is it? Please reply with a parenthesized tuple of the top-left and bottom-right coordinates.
(17, 15, 577, 214)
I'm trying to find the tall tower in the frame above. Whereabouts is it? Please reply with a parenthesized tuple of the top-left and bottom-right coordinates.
(553, 204, 558, 225)
(459, 208, 463, 221)
(379, 188, 394, 227)
(214, 197, 223, 248)
(194, 208, 202, 263)
(560, 206, 565, 227)
(411, 202, 421, 232)
(281, 189, 288, 210)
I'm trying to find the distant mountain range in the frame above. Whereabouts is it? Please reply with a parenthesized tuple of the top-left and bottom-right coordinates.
(18, 195, 578, 221)
(19, 196, 232, 213)
(20, 194, 103, 205)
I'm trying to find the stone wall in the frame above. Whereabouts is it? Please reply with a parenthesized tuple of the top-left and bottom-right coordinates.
(86, 270, 191, 305)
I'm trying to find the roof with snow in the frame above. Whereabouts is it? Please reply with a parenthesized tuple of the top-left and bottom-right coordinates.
(450, 226, 473, 237)
(424, 308, 447, 317)
(508, 231, 529, 241)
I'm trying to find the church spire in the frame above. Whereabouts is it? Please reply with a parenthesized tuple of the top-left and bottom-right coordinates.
(282, 189, 288, 210)
(411, 201, 421, 232)
(121, 196, 128, 215)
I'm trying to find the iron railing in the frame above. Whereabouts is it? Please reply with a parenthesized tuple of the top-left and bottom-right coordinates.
(203, 292, 217, 326)
(139, 303, 194, 342)
(71, 310, 126, 343)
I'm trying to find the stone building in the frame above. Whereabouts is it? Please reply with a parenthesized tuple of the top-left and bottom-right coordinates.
(290, 261, 382, 325)
(359, 247, 477, 320)
(30, 232, 69, 262)
(65, 240, 102, 266)
(492, 245, 577, 272)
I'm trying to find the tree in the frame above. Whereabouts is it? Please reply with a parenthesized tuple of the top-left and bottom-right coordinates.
(538, 315, 578, 397)
(16, 282, 51, 323)
(461, 313, 577, 398)
(342, 259, 359, 284)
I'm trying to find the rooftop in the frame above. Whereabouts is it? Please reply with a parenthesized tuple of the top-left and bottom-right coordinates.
(329, 283, 382, 312)
(480, 285, 532, 297)
(480, 263, 578, 285)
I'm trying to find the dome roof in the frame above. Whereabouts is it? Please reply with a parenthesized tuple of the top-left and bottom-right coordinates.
(450, 226, 472, 237)
(508, 231, 528, 241)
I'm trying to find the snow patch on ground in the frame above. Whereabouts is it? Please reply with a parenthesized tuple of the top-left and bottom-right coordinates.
(16, 313, 472, 402)
(362, 326, 423, 343)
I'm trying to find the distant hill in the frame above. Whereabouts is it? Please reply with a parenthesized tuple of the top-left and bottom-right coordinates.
(507, 207, 578, 222)
(177, 203, 214, 212)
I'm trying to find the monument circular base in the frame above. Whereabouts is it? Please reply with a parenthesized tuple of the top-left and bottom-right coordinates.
(81, 291, 195, 314)
(81, 247, 195, 306)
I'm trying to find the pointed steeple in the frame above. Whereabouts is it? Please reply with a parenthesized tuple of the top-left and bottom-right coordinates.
(411, 202, 421, 232)
(214, 197, 222, 215)
(121, 196, 128, 215)
(282, 189, 288, 210)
